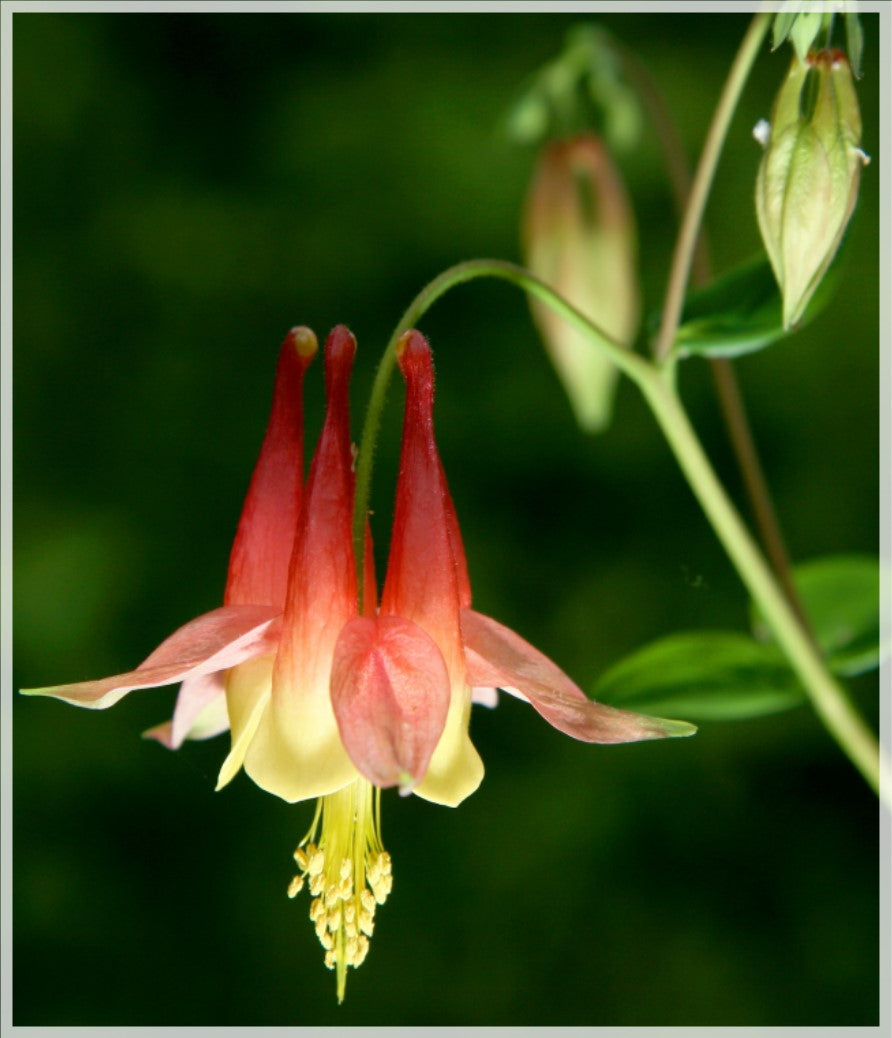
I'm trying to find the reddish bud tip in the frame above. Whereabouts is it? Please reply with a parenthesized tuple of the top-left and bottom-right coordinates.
(395, 329, 433, 379)
(808, 48, 848, 69)
(324, 325, 357, 389)
(326, 324, 357, 362)
(287, 325, 318, 363)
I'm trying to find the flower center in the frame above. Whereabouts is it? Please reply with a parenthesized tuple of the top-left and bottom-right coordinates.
(287, 777, 392, 1003)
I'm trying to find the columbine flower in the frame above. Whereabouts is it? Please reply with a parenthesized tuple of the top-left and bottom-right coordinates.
(755, 49, 868, 329)
(23, 324, 694, 1003)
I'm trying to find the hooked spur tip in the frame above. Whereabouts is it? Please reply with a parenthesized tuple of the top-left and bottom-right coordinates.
(287, 325, 319, 362)
(395, 330, 434, 383)
(326, 324, 358, 364)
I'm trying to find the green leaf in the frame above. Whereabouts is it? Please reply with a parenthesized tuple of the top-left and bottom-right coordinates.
(593, 631, 804, 722)
(666, 249, 842, 360)
(751, 555, 885, 676)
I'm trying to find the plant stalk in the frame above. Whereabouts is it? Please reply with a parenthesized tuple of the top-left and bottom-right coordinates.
(654, 12, 771, 362)
(639, 370, 887, 802)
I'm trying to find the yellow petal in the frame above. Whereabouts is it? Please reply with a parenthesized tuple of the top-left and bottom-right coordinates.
(411, 680, 484, 807)
(216, 654, 274, 791)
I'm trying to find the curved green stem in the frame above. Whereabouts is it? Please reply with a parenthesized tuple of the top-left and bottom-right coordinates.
(654, 12, 771, 361)
(351, 258, 645, 608)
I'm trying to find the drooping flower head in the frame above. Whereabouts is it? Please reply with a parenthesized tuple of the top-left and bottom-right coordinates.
(22, 323, 695, 1005)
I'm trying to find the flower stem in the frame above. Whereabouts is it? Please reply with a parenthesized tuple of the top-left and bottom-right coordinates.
(618, 22, 808, 629)
(654, 11, 771, 362)
(638, 370, 887, 803)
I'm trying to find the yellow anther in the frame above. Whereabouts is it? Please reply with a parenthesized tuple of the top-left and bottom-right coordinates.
(309, 897, 325, 922)
(286, 779, 391, 1003)
(324, 884, 341, 909)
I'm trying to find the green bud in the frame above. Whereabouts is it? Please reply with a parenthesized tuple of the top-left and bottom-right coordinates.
(522, 133, 639, 432)
(754, 50, 869, 330)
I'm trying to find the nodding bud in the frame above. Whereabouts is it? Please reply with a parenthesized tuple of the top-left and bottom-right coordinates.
(755, 50, 868, 330)
(523, 133, 639, 433)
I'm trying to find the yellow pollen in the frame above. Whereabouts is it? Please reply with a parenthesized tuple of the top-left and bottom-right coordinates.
(286, 778, 391, 1004)
(287, 875, 304, 899)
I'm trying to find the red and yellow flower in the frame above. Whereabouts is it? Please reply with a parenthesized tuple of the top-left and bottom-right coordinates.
(24, 325, 693, 1000)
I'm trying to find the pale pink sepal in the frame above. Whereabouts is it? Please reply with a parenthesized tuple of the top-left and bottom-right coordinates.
(22, 605, 281, 711)
(471, 686, 499, 708)
(461, 609, 696, 743)
(331, 615, 451, 793)
(143, 671, 228, 748)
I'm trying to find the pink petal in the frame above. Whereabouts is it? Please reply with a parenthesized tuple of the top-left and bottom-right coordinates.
(461, 609, 696, 743)
(471, 686, 500, 708)
(23, 605, 280, 711)
(225, 327, 315, 610)
(331, 615, 451, 792)
(381, 331, 465, 659)
(143, 671, 228, 749)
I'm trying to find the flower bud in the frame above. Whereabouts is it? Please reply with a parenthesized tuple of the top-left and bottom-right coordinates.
(755, 49, 868, 330)
(523, 133, 639, 432)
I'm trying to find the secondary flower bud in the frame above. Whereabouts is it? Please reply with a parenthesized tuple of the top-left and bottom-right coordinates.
(755, 49, 868, 330)
(523, 133, 639, 432)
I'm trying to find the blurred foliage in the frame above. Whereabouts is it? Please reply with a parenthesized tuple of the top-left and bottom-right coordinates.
(13, 11, 880, 1026)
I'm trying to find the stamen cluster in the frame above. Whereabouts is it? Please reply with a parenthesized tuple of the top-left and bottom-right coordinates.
(286, 779, 392, 1001)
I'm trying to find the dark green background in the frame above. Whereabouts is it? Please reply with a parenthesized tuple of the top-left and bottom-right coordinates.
(13, 11, 880, 1026)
